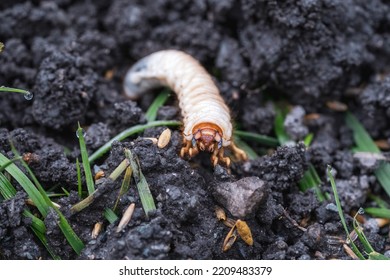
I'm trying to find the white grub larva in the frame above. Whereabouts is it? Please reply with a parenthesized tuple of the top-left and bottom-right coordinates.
(124, 50, 247, 166)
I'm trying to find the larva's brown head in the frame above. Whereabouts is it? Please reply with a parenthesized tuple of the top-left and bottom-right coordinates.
(192, 123, 223, 153)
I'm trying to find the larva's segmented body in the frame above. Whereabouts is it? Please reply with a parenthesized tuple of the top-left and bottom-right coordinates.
(124, 50, 247, 166)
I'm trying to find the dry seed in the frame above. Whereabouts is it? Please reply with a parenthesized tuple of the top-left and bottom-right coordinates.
(236, 219, 253, 246)
(326, 101, 348, 112)
(157, 128, 171, 148)
(116, 203, 136, 233)
(94, 170, 105, 181)
(91, 222, 103, 239)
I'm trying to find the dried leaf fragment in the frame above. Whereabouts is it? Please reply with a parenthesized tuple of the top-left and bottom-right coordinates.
(215, 206, 226, 221)
(222, 226, 238, 252)
(157, 128, 171, 148)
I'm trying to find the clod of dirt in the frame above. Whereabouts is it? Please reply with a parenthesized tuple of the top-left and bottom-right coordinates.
(358, 75, 390, 138)
(32, 48, 98, 129)
(244, 142, 307, 193)
(85, 122, 112, 151)
(0, 192, 42, 260)
(284, 106, 309, 141)
(334, 176, 370, 212)
(212, 176, 268, 219)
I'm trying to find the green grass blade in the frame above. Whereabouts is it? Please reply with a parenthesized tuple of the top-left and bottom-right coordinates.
(58, 214, 84, 255)
(88, 120, 182, 163)
(0, 86, 31, 96)
(299, 164, 325, 202)
(368, 193, 389, 209)
(368, 252, 390, 260)
(0, 156, 22, 172)
(104, 208, 119, 224)
(327, 165, 365, 259)
(345, 112, 390, 197)
(77, 123, 94, 195)
(145, 90, 170, 122)
(0, 172, 17, 199)
(9, 146, 84, 255)
(303, 133, 314, 147)
(76, 158, 82, 198)
(274, 107, 290, 145)
(25, 211, 60, 260)
(345, 112, 380, 153)
(0, 152, 49, 217)
(375, 162, 390, 197)
(364, 207, 390, 219)
(125, 149, 156, 217)
(233, 130, 279, 147)
(352, 211, 375, 254)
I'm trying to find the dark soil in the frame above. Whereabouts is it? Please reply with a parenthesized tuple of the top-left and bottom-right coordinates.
(1, 0, 390, 260)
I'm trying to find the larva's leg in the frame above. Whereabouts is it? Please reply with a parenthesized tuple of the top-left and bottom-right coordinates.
(180, 138, 192, 158)
(229, 142, 248, 161)
(212, 146, 231, 167)
(180, 138, 199, 158)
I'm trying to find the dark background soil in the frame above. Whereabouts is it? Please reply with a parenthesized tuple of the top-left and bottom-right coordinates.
(0, 0, 389, 260)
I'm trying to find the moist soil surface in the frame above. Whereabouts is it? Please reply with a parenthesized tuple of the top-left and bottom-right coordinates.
(1, 0, 390, 260)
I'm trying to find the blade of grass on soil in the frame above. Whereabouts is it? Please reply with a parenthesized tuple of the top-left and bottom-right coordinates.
(125, 148, 156, 217)
(364, 207, 390, 219)
(0, 152, 49, 217)
(233, 130, 279, 147)
(274, 107, 291, 145)
(77, 123, 94, 195)
(88, 120, 182, 163)
(76, 158, 82, 198)
(0, 172, 17, 199)
(145, 89, 170, 122)
(9, 145, 84, 255)
(24, 210, 60, 259)
(327, 165, 365, 259)
(345, 112, 390, 197)
(104, 208, 119, 224)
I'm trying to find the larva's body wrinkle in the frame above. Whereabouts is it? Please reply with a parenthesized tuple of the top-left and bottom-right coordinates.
(124, 50, 247, 166)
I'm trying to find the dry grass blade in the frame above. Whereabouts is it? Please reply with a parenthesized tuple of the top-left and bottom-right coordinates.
(113, 166, 132, 211)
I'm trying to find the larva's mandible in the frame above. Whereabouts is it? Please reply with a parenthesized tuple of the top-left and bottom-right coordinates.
(124, 50, 247, 166)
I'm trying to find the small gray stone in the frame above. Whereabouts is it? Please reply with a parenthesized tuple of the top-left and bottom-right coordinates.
(212, 176, 268, 218)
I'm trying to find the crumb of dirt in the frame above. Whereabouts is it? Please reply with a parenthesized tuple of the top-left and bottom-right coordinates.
(85, 122, 112, 151)
(284, 106, 309, 141)
(212, 176, 268, 219)
(333, 175, 370, 212)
